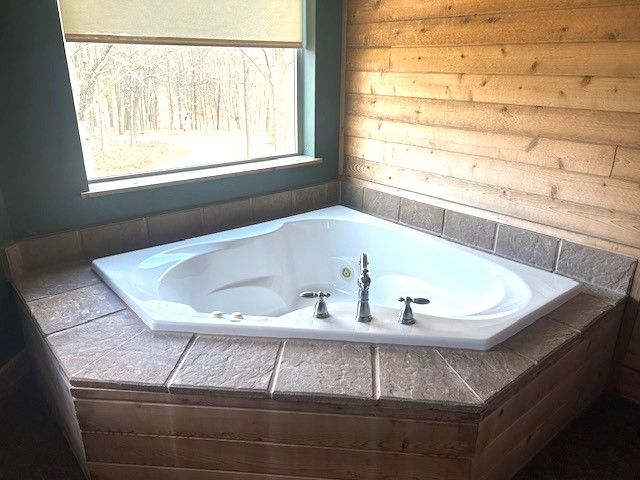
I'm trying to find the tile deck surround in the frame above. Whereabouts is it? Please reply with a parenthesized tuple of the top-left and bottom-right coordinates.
(11, 262, 625, 414)
(274, 340, 374, 403)
(169, 335, 281, 397)
(1, 180, 632, 415)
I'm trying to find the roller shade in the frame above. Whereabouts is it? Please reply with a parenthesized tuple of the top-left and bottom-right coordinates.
(58, 0, 302, 47)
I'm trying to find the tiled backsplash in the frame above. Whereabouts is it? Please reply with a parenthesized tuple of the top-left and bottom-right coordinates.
(1, 181, 338, 280)
(341, 182, 637, 295)
(2, 178, 636, 296)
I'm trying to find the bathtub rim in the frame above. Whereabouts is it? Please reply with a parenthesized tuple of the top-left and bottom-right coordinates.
(92, 206, 581, 350)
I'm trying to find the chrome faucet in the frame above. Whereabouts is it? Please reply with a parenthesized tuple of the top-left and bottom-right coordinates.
(356, 253, 372, 323)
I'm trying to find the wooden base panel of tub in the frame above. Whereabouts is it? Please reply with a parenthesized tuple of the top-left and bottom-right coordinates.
(88, 463, 337, 480)
(63, 304, 623, 480)
(0, 350, 30, 407)
(619, 366, 640, 405)
(18, 299, 89, 478)
(75, 400, 476, 456)
(473, 316, 619, 480)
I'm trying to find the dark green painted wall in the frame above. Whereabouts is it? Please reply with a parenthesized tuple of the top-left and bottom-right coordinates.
(0, 0, 342, 239)
(0, 190, 21, 365)
(0, 0, 342, 365)
(0, 6, 22, 366)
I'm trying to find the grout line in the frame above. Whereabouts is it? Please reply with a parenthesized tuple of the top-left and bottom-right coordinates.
(435, 208, 445, 237)
(70, 329, 147, 378)
(141, 216, 151, 247)
(199, 206, 205, 233)
(45, 307, 128, 337)
(441, 209, 449, 237)
(392, 197, 401, 223)
(164, 334, 198, 388)
(249, 196, 256, 220)
(545, 315, 582, 334)
(360, 185, 367, 210)
(491, 222, 500, 253)
(26, 277, 106, 305)
(434, 348, 483, 403)
(23, 277, 102, 304)
(502, 344, 541, 367)
(371, 345, 381, 400)
(398, 197, 405, 223)
(268, 340, 286, 398)
(553, 240, 564, 272)
(77, 228, 90, 264)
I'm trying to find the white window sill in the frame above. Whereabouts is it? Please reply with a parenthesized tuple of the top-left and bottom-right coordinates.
(81, 155, 322, 198)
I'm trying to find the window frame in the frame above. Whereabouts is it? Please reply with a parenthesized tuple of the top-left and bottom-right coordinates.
(62, 38, 304, 186)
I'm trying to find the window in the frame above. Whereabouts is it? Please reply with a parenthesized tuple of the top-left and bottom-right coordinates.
(58, 0, 302, 182)
(66, 43, 298, 180)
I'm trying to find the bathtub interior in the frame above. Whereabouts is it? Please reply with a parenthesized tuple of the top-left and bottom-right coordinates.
(147, 219, 527, 321)
(93, 207, 580, 349)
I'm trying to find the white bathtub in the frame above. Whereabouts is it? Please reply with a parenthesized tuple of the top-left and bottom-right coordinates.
(93, 206, 580, 350)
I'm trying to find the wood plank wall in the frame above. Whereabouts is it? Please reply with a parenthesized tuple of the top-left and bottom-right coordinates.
(342, 0, 640, 402)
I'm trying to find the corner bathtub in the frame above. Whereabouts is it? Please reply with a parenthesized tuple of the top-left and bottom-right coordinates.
(93, 206, 580, 350)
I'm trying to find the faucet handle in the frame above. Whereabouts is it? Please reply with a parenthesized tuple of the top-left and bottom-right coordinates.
(397, 296, 430, 325)
(398, 296, 430, 305)
(300, 291, 331, 299)
(299, 291, 331, 319)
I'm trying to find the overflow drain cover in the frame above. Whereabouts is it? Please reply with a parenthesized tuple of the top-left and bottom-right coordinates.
(341, 266, 353, 280)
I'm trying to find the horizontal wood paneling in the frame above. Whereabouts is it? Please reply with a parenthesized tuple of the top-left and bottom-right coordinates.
(345, 137, 640, 215)
(347, 5, 640, 47)
(345, 115, 616, 176)
(347, 43, 640, 77)
(82, 432, 471, 480)
(343, 0, 640, 407)
(75, 399, 476, 456)
(346, 93, 640, 148)
(343, 157, 640, 249)
(88, 463, 329, 480)
(343, 177, 640, 261)
(346, 71, 640, 113)
(613, 147, 640, 181)
(70, 386, 480, 423)
(348, 0, 640, 24)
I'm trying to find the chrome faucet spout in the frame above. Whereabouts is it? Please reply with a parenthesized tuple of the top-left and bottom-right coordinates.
(356, 253, 372, 323)
(360, 253, 368, 270)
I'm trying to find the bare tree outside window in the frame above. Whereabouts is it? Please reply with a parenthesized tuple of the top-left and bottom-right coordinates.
(65, 43, 298, 180)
